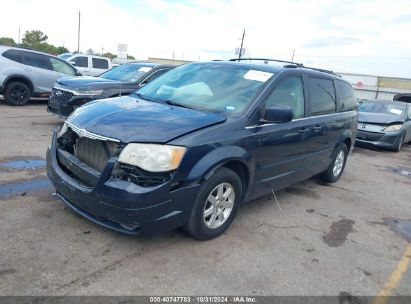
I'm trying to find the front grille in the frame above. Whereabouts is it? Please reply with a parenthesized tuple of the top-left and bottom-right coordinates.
(52, 88, 74, 104)
(356, 131, 384, 141)
(74, 137, 118, 172)
(57, 128, 120, 186)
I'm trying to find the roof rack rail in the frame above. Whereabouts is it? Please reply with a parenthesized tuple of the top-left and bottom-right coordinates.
(302, 66, 339, 76)
(229, 58, 303, 67)
(229, 57, 339, 76)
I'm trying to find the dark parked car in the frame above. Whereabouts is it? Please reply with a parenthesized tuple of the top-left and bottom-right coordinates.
(47, 60, 357, 240)
(47, 62, 174, 117)
(356, 100, 411, 151)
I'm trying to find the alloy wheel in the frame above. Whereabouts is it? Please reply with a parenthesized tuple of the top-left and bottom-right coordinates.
(203, 182, 235, 229)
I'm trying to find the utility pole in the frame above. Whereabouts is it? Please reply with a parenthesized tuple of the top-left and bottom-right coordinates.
(291, 49, 295, 62)
(238, 29, 245, 60)
(18, 27, 21, 44)
(77, 10, 81, 53)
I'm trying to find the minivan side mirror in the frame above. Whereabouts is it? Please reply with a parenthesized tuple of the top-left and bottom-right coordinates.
(69, 61, 76, 66)
(261, 106, 293, 123)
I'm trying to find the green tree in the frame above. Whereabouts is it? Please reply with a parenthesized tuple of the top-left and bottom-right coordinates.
(102, 52, 116, 59)
(127, 54, 135, 60)
(0, 37, 17, 46)
(21, 30, 48, 49)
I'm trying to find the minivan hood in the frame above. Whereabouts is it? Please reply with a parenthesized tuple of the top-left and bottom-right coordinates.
(358, 112, 405, 125)
(67, 96, 227, 143)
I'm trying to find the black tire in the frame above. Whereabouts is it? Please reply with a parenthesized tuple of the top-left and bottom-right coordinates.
(4, 81, 31, 106)
(393, 134, 405, 152)
(184, 167, 242, 240)
(319, 144, 348, 183)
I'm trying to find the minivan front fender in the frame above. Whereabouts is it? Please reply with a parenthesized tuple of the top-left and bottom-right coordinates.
(186, 146, 253, 189)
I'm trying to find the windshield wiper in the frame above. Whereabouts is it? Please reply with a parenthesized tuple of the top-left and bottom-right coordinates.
(133, 93, 154, 102)
(163, 99, 193, 110)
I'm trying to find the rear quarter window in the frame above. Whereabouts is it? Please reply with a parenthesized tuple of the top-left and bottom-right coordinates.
(308, 77, 336, 116)
(2, 49, 24, 63)
(335, 80, 356, 111)
(92, 58, 109, 69)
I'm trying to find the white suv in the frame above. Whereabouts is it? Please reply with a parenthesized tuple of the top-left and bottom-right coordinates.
(58, 53, 112, 76)
(0, 46, 80, 105)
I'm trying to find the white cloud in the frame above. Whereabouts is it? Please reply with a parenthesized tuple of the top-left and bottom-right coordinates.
(1, 0, 410, 77)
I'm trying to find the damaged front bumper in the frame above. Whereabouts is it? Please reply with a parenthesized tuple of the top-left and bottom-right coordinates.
(46, 131, 199, 236)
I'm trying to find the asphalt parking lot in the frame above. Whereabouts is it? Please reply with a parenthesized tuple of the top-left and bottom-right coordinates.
(0, 98, 410, 297)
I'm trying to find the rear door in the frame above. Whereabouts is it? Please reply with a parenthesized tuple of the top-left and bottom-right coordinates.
(21, 51, 56, 93)
(304, 75, 344, 174)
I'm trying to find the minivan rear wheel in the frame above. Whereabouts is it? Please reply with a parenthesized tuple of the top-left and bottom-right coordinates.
(4, 81, 31, 106)
(319, 144, 348, 183)
(184, 167, 242, 240)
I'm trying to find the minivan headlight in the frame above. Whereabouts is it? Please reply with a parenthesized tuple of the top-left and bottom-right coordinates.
(118, 144, 186, 172)
(383, 124, 403, 132)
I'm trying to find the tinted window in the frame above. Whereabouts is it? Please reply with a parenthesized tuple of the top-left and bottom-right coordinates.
(141, 68, 170, 85)
(2, 49, 23, 63)
(264, 77, 305, 119)
(50, 58, 76, 76)
(335, 80, 356, 111)
(23, 51, 51, 70)
(308, 77, 336, 116)
(92, 58, 109, 69)
(72, 56, 88, 68)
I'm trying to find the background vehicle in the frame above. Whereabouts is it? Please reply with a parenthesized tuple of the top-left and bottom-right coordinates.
(59, 53, 112, 76)
(0, 46, 80, 105)
(47, 59, 357, 240)
(48, 62, 174, 117)
(356, 99, 411, 151)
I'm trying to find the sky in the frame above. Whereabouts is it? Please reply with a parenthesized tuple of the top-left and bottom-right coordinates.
(1, 0, 411, 78)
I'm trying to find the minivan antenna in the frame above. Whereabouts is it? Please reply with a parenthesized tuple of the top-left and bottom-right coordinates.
(238, 29, 245, 61)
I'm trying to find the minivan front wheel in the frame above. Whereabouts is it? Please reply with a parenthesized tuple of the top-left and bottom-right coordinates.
(184, 167, 242, 240)
(4, 82, 31, 106)
(319, 144, 348, 183)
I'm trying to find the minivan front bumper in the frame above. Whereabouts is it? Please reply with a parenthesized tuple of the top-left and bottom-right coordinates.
(46, 132, 199, 235)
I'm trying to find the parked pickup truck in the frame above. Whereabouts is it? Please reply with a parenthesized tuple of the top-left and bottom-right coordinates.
(58, 53, 112, 76)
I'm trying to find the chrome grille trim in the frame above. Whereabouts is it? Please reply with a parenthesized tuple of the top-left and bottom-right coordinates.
(67, 122, 120, 142)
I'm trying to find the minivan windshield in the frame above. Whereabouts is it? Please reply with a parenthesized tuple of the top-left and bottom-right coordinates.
(135, 62, 275, 114)
(100, 64, 153, 82)
(358, 101, 406, 117)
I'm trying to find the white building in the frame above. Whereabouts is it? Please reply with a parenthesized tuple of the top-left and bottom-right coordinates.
(338, 72, 411, 102)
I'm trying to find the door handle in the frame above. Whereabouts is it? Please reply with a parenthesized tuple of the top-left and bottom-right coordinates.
(24, 67, 32, 72)
(313, 126, 322, 132)
(299, 128, 310, 135)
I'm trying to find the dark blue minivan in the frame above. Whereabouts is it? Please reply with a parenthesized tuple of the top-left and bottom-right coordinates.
(47, 60, 357, 240)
